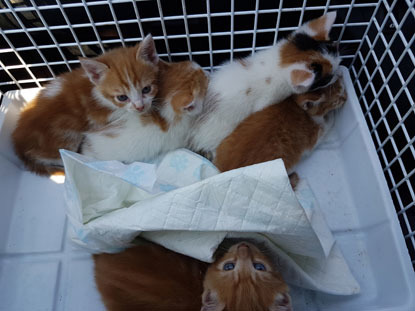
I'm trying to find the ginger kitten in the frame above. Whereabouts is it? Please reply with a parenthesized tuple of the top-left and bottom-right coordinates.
(202, 242, 292, 311)
(215, 77, 347, 173)
(94, 242, 207, 311)
(81, 60, 208, 163)
(12, 35, 159, 175)
(188, 12, 340, 155)
(93, 241, 290, 311)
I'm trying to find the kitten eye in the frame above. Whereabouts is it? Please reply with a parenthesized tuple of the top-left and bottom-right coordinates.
(223, 262, 235, 271)
(305, 101, 314, 109)
(253, 263, 266, 271)
(116, 95, 129, 102)
(326, 42, 339, 55)
(142, 86, 151, 94)
(310, 62, 322, 75)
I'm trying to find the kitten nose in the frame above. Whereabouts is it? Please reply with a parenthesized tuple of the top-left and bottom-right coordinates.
(133, 101, 145, 112)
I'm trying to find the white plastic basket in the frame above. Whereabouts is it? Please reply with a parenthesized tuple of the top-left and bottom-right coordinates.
(0, 1, 414, 310)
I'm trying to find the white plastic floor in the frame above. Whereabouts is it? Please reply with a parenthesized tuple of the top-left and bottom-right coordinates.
(0, 67, 414, 311)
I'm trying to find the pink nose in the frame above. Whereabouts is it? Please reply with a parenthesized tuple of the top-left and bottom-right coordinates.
(136, 106, 144, 112)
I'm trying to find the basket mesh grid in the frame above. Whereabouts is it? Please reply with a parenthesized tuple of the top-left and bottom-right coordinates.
(349, 0, 415, 271)
(0, 0, 414, 270)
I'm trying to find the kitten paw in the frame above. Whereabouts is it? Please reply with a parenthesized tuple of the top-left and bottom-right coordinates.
(289, 172, 300, 190)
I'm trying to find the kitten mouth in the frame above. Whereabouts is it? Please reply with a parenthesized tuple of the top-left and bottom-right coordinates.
(238, 243, 249, 250)
(237, 243, 251, 255)
(237, 244, 250, 258)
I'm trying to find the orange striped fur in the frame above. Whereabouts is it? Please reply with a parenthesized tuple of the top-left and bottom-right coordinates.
(214, 78, 347, 173)
(12, 35, 160, 175)
(94, 241, 290, 311)
(94, 242, 207, 311)
(202, 242, 292, 311)
(145, 60, 208, 128)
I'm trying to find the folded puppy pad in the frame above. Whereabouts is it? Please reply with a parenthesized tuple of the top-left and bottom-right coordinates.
(61, 148, 360, 295)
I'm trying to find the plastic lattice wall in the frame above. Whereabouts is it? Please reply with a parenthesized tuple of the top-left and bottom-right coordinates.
(0, 0, 414, 270)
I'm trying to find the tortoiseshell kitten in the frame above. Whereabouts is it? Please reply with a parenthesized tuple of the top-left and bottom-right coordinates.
(188, 12, 340, 156)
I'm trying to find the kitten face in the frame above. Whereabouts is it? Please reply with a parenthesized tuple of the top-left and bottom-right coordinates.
(280, 12, 340, 93)
(202, 242, 292, 311)
(160, 61, 209, 118)
(171, 63, 208, 117)
(295, 76, 347, 116)
(81, 34, 159, 113)
(98, 61, 158, 113)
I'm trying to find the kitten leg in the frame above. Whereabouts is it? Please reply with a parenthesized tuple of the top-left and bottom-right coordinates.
(323, 109, 336, 132)
(314, 81, 347, 149)
(313, 111, 335, 148)
(198, 149, 215, 162)
(269, 292, 293, 311)
(288, 172, 300, 190)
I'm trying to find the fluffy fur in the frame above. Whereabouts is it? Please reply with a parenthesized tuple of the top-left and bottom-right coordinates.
(202, 242, 292, 311)
(94, 241, 290, 311)
(214, 77, 347, 173)
(94, 242, 207, 311)
(12, 35, 159, 175)
(188, 12, 340, 154)
(81, 60, 208, 163)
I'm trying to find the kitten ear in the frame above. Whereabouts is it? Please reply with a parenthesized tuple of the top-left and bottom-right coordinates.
(171, 92, 203, 116)
(183, 99, 203, 116)
(290, 69, 315, 93)
(269, 293, 293, 311)
(183, 100, 195, 113)
(137, 34, 159, 65)
(201, 290, 225, 311)
(297, 11, 337, 41)
(80, 58, 109, 85)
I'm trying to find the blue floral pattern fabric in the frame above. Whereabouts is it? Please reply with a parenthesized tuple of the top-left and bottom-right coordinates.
(60, 148, 360, 295)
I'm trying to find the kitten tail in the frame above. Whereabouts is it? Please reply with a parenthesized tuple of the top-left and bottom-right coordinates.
(13, 148, 64, 176)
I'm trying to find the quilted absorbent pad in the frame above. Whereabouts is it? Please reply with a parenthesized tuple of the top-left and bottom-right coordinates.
(60, 148, 360, 295)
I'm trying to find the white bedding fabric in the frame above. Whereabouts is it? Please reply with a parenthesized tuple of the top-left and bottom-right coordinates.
(60, 148, 359, 295)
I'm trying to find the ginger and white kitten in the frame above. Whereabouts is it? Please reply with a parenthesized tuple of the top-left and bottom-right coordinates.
(189, 12, 340, 155)
(93, 241, 291, 311)
(214, 77, 347, 173)
(81, 60, 208, 163)
(12, 35, 159, 175)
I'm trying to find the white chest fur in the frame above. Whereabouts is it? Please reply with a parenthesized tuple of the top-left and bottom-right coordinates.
(82, 109, 191, 163)
(189, 44, 294, 153)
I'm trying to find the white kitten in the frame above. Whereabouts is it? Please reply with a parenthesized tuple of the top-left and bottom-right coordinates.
(188, 12, 340, 154)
